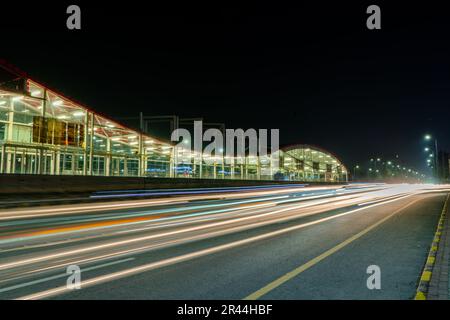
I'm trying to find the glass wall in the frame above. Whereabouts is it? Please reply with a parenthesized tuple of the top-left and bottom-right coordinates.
(0, 80, 173, 176)
(278, 145, 348, 182)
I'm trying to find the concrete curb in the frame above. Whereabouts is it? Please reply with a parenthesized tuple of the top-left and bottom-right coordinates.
(414, 192, 449, 300)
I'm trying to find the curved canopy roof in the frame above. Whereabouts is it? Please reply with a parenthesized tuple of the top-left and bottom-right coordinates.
(281, 144, 347, 173)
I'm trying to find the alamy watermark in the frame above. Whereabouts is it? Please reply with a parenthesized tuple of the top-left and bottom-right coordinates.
(66, 265, 81, 290)
(366, 265, 381, 290)
(171, 121, 280, 169)
(66, 5, 81, 30)
(66, 5, 381, 31)
(366, 5, 381, 30)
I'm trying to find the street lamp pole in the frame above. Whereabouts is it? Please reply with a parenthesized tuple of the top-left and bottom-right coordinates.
(353, 165, 359, 181)
(425, 134, 439, 181)
(434, 138, 439, 180)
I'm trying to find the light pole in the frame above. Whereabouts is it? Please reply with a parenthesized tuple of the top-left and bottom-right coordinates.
(424, 134, 439, 180)
(353, 165, 359, 181)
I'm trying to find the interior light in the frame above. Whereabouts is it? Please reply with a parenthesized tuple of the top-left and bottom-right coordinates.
(12, 96, 23, 102)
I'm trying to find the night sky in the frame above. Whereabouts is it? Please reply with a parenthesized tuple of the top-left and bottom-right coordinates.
(1, 2, 450, 172)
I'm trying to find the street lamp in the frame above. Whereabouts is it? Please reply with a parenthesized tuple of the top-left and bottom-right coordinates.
(353, 165, 360, 180)
(373, 157, 380, 171)
(424, 134, 439, 180)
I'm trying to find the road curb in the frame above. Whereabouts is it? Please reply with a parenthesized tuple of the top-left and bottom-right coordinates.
(414, 192, 449, 300)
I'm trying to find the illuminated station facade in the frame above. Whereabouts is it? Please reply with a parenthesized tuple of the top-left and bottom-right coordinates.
(0, 62, 348, 182)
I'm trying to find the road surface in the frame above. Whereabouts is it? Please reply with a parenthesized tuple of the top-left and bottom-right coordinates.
(0, 183, 448, 300)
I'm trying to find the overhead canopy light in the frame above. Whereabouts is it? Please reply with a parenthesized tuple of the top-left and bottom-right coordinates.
(12, 96, 23, 102)
(73, 111, 85, 117)
(53, 100, 63, 106)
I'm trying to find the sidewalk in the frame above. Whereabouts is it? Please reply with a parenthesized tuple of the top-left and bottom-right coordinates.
(419, 193, 450, 300)
(428, 194, 450, 300)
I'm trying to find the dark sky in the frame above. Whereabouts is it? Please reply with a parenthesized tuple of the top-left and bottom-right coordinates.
(1, 2, 450, 172)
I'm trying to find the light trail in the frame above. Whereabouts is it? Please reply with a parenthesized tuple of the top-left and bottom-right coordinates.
(16, 191, 421, 300)
(0, 258, 134, 293)
(0, 185, 344, 220)
(1, 183, 449, 300)
(0, 187, 378, 243)
(0, 186, 422, 271)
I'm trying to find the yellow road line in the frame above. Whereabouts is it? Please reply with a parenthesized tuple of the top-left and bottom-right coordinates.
(244, 197, 423, 300)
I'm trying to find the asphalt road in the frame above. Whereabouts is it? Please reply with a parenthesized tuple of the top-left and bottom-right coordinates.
(0, 183, 448, 300)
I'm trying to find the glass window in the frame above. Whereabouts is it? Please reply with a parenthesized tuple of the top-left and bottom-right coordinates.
(0, 123, 5, 141)
(13, 113, 34, 125)
(127, 159, 139, 176)
(312, 162, 319, 170)
(0, 109, 8, 121)
(12, 125, 32, 143)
